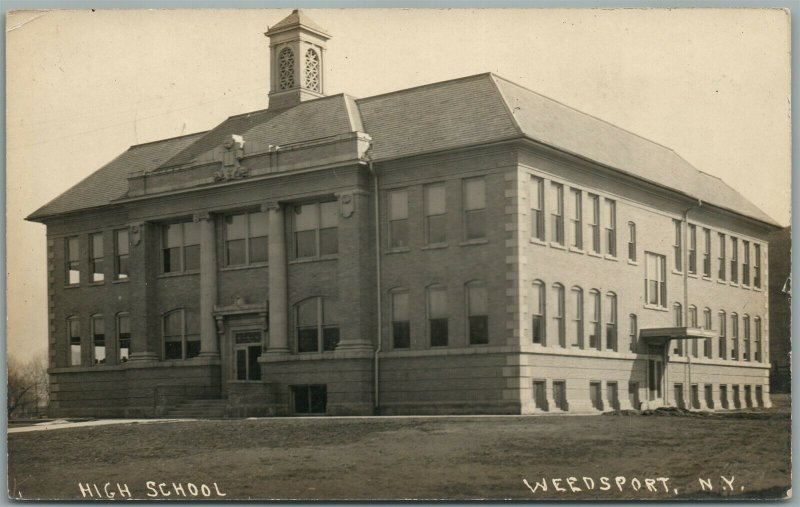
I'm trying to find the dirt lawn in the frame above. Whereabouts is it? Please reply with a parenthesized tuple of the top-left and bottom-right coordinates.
(8, 411, 791, 500)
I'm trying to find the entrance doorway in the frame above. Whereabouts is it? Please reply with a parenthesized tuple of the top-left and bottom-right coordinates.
(647, 345, 664, 404)
(233, 331, 262, 381)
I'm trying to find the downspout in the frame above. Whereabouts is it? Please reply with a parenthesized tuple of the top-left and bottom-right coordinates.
(367, 153, 383, 414)
(682, 199, 702, 407)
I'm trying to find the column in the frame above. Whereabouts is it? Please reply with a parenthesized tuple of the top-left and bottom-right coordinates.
(265, 202, 289, 354)
(128, 222, 159, 361)
(196, 212, 219, 357)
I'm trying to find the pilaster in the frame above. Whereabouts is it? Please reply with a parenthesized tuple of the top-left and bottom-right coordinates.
(195, 212, 219, 357)
(265, 202, 290, 354)
(128, 222, 159, 362)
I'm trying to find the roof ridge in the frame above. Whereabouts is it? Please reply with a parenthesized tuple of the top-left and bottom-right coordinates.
(357, 72, 494, 103)
(487, 74, 524, 137)
(129, 130, 208, 149)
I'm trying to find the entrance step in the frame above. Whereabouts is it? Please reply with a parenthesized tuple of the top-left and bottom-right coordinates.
(164, 399, 228, 419)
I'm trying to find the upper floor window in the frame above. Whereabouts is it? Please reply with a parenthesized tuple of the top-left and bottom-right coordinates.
(531, 177, 545, 241)
(570, 189, 582, 249)
(550, 182, 564, 245)
(627, 222, 637, 262)
(294, 201, 338, 259)
(91, 315, 106, 365)
(571, 287, 584, 348)
(66, 236, 80, 285)
(304, 48, 320, 92)
(588, 289, 601, 350)
(588, 194, 600, 253)
(629, 314, 638, 353)
(114, 229, 129, 280)
(730, 312, 739, 359)
(702, 228, 711, 278)
(68, 316, 81, 366)
(296, 297, 339, 352)
(278, 47, 295, 90)
(718, 310, 727, 360)
(718, 233, 726, 280)
(604, 199, 616, 256)
(388, 190, 408, 249)
(117, 313, 130, 363)
(427, 285, 449, 346)
(163, 309, 200, 360)
(742, 240, 751, 286)
(531, 280, 545, 345)
(552, 283, 565, 348)
(605, 292, 617, 351)
(391, 289, 410, 349)
(162, 221, 200, 273)
(463, 178, 486, 240)
(225, 210, 268, 266)
(754, 244, 762, 288)
(687, 224, 697, 275)
(742, 314, 751, 360)
(90, 232, 104, 283)
(424, 183, 447, 245)
(645, 252, 667, 308)
(673, 220, 682, 272)
(730, 237, 739, 283)
(466, 281, 488, 345)
(754, 316, 762, 362)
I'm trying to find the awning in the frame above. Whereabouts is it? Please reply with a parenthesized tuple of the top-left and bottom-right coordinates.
(639, 326, 717, 346)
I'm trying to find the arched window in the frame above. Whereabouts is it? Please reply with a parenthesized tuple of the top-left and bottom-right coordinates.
(718, 310, 727, 359)
(296, 297, 339, 353)
(67, 316, 81, 367)
(605, 292, 617, 351)
(571, 286, 583, 348)
(466, 281, 488, 345)
(588, 289, 601, 350)
(117, 313, 130, 363)
(304, 48, 320, 92)
(91, 314, 106, 365)
(552, 283, 565, 347)
(390, 288, 410, 349)
(278, 47, 295, 90)
(427, 285, 448, 347)
(531, 280, 545, 345)
(163, 309, 200, 360)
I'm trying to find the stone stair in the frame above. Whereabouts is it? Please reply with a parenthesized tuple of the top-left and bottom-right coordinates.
(164, 399, 229, 419)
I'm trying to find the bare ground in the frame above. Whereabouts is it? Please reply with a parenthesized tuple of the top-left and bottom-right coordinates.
(8, 409, 791, 501)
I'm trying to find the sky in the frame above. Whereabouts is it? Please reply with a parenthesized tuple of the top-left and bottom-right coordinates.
(6, 8, 792, 362)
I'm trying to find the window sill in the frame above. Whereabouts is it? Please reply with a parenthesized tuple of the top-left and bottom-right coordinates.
(688, 273, 698, 279)
(717, 279, 727, 285)
(460, 238, 488, 247)
(729, 282, 740, 288)
(289, 255, 338, 265)
(568, 247, 584, 255)
(221, 263, 268, 272)
(741, 284, 751, 290)
(627, 260, 638, 266)
(604, 254, 618, 262)
(421, 243, 448, 251)
(549, 242, 566, 250)
(587, 251, 602, 258)
(112, 279, 130, 285)
(643, 304, 669, 312)
(752, 286, 763, 292)
(64, 284, 80, 289)
(385, 247, 410, 255)
(701, 276, 712, 282)
(157, 271, 200, 279)
(529, 238, 548, 247)
(88, 281, 106, 287)
(671, 269, 683, 276)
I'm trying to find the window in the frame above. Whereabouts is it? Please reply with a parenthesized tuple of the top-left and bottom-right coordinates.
(90, 232, 104, 282)
(754, 244, 762, 288)
(531, 280, 545, 345)
(533, 380, 547, 411)
(68, 317, 81, 366)
(531, 176, 545, 241)
(588, 194, 600, 253)
(702, 228, 711, 277)
(427, 285, 449, 346)
(689, 305, 698, 357)
(718, 311, 727, 360)
(605, 292, 617, 351)
(550, 182, 564, 245)
(391, 289, 410, 349)
(304, 48, 320, 92)
(743, 314, 750, 361)
(673, 303, 683, 355)
(719, 385, 729, 409)
(645, 253, 667, 307)
(552, 380, 567, 411)
(629, 314, 638, 353)
(673, 220, 682, 271)
(294, 201, 338, 258)
(225, 211, 268, 266)
(463, 177, 486, 240)
(589, 289, 601, 350)
(296, 297, 339, 353)
(742, 240, 750, 286)
(91, 315, 105, 365)
(717, 233, 726, 280)
(590, 382, 603, 410)
(291, 385, 326, 414)
(629, 381, 640, 409)
(570, 189, 582, 249)
(754, 317, 762, 362)
(114, 229, 129, 280)
(730, 237, 739, 283)
(730, 312, 739, 359)
(627, 222, 637, 262)
(278, 47, 295, 90)
(388, 190, 409, 249)
(234, 331, 262, 381)
(117, 313, 130, 363)
(607, 382, 619, 411)
(162, 221, 200, 273)
(571, 287, 583, 348)
(552, 283, 565, 347)
(687, 224, 697, 274)
(163, 309, 200, 360)
(424, 183, 447, 245)
(467, 281, 489, 345)
(66, 236, 80, 285)
(703, 308, 712, 358)
(605, 199, 616, 256)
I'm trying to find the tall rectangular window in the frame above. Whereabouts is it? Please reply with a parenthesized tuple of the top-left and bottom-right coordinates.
(718, 311, 727, 360)
(117, 314, 130, 363)
(68, 318, 81, 366)
(114, 229, 129, 280)
(703, 308, 712, 358)
(673, 220, 682, 272)
(589, 290, 601, 350)
(731, 313, 739, 359)
(673, 303, 683, 355)
(296, 297, 339, 353)
(162, 221, 200, 273)
(689, 306, 698, 357)
(388, 190, 409, 249)
(743, 315, 751, 361)
(588, 194, 600, 253)
(531, 176, 545, 241)
(628, 222, 637, 262)
(702, 228, 711, 278)
(424, 183, 447, 245)
(629, 314, 638, 353)
(463, 178, 486, 240)
(754, 317, 762, 362)
(552, 284, 565, 347)
(730, 237, 739, 283)
(754, 244, 762, 288)
(428, 286, 449, 347)
(550, 182, 564, 245)
(164, 309, 200, 359)
(467, 282, 489, 345)
(92, 316, 105, 365)
(742, 240, 750, 286)
(66, 236, 80, 285)
(645, 253, 667, 307)
(605, 199, 616, 256)
(571, 288, 583, 348)
(225, 211, 268, 266)
(605, 292, 617, 351)
(90, 232, 104, 283)
(531, 281, 545, 345)
(391, 290, 410, 349)
(294, 201, 338, 259)
(688, 224, 697, 274)
(718, 233, 726, 280)
(570, 189, 582, 249)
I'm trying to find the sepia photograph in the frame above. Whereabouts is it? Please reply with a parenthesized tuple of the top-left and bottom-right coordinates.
(6, 7, 792, 500)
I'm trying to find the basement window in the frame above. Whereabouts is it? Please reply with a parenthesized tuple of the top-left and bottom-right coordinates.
(292, 385, 327, 414)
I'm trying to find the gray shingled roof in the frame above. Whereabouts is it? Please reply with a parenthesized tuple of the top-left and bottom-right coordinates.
(28, 73, 778, 226)
(265, 9, 330, 37)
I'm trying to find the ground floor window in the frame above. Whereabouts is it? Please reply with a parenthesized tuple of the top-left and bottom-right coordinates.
(744, 385, 753, 408)
(704, 384, 713, 409)
(291, 385, 327, 414)
(755, 385, 764, 407)
(553, 381, 567, 411)
(674, 383, 685, 409)
(628, 382, 640, 409)
(234, 331, 262, 381)
(589, 381, 603, 410)
(732, 385, 741, 409)
(720, 385, 729, 409)
(690, 384, 700, 409)
(532, 381, 547, 411)
(606, 382, 619, 411)
(163, 309, 200, 360)
(296, 297, 339, 353)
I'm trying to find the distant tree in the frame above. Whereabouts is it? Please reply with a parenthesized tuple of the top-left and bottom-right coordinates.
(8, 353, 48, 418)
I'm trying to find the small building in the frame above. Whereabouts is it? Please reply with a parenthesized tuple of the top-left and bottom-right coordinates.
(27, 10, 780, 417)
